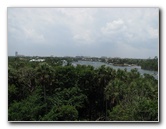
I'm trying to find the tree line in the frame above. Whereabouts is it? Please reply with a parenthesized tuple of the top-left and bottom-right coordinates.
(8, 57, 158, 121)
(106, 56, 158, 71)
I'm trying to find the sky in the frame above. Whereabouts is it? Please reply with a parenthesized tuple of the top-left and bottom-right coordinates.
(8, 8, 159, 58)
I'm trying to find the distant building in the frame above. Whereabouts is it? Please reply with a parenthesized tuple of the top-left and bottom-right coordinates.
(29, 59, 45, 62)
(75, 56, 84, 58)
(101, 56, 107, 59)
(114, 57, 121, 59)
(15, 51, 24, 57)
(15, 51, 18, 57)
(62, 60, 67, 66)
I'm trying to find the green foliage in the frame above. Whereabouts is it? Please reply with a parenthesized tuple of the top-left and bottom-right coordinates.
(106, 56, 158, 71)
(108, 104, 135, 121)
(8, 87, 46, 121)
(8, 57, 158, 121)
(42, 105, 78, 121)
(134, 97, 158, 121)
(140, 57, 158, 71)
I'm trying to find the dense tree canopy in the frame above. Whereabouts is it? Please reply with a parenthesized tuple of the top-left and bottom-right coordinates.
(8, 57, 158, 121)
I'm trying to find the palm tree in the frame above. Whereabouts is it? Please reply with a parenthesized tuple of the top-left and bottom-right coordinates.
(36, 62, 54, 113)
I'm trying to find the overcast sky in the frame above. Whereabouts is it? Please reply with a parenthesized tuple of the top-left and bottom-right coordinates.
(8, 8, 159, 58)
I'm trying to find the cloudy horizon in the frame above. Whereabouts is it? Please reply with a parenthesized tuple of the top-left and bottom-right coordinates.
(8, 8, 159, 59)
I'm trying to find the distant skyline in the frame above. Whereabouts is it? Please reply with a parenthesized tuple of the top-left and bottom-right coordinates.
(8, 8, 159, 59)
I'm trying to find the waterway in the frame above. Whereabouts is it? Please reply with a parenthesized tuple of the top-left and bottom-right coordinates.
(72, 60, 158, 80)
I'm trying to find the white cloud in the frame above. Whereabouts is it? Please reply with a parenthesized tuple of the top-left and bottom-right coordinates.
(8, 8, 159, 58)
(73, 30, 94, 43)
(103, 19, 124, 30)
(23, 28, 45, 43)
(56, 8, 96, 44)
(101, 19, 127, 36)
(147, 27, 158, 39)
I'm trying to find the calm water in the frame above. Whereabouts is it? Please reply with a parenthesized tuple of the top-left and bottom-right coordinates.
(72, 61, 158, 80)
